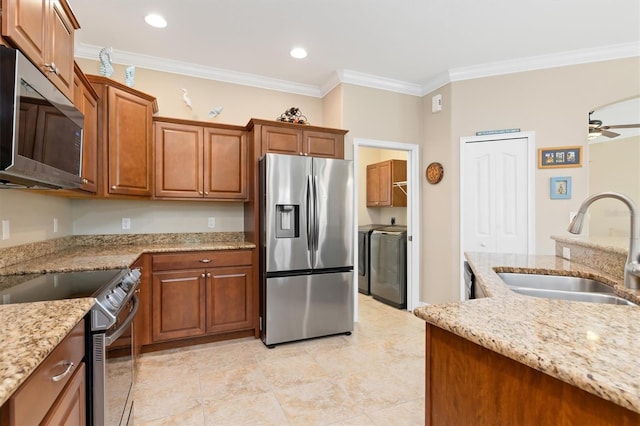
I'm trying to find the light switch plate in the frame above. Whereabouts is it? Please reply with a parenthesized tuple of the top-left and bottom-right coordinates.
(2, 220, 9, 240)
(208, 217, 216, 228)
(122, 218, 131, 230)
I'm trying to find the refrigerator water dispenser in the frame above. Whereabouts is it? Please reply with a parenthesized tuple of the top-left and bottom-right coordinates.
(275, 204, 299, 238)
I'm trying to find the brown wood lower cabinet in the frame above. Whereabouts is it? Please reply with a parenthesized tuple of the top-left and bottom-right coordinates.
(0, 319, 85, 426)
(150, 250, 254, 345)
(425, 323, 640, 426)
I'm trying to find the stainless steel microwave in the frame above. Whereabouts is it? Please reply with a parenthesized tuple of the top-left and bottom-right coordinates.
(0, 46, 84, 189)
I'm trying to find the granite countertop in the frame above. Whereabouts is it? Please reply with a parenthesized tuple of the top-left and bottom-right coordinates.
(0, 298, 94, 406)
(0, 233, 256, 407)
(414, 252, 640, 414)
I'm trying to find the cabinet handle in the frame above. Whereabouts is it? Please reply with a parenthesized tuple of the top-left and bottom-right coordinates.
(111, 185, 117, 190)
(199, 191, 203, 195)
(44, 62, 59, 74)
(200, 259, 212, 263)
(207, 273, 211, 278)
(201, 273, 206, 278)
(204, 191, 209, 195)
(51, 361, 74, 382)
(82, 178, 88, 184)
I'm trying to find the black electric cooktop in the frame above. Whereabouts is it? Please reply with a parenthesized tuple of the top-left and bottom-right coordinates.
(0, 269, 125, 305)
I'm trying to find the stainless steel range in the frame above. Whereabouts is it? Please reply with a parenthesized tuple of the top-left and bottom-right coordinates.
(0, 267, 141, 426)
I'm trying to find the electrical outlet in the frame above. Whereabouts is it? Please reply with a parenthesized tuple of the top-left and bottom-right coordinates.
(432, 94, 443, 112)
(122, 218, 131, 230)
(53, 218, 58, 233)
(2, 220, 9, 240)
(562, 247, 571, 260)
(208, 217, 216, 228)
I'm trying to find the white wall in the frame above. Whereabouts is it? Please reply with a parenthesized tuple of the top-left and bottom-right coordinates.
(0, 191, 72, 248)
(71, 199, 244, 235)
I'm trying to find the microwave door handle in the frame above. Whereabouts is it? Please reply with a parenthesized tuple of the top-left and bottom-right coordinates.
(105, 295, 139, 346)
(306, 176, 313, 253)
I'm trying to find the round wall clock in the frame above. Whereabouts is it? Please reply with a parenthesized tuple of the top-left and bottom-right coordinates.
(426, 162, 444, 184)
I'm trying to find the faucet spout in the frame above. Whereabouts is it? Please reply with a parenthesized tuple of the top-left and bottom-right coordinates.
(567, 192, 640, 290)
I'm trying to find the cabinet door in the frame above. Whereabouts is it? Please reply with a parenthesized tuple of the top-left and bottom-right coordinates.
(73, 70, 98, 193)
(377, 160, 392, 206)
(152, 270, 206, 342)
(107, 87, 154, 196)
(41, 362, 86, 426)
(366, 164, 380, 207)
(45, 0, 74, 100)
(303, 130, 344, 159)
(206, 266, 253, 333)
(261, 126, 302, 155)
(155, 122, 204, 198)
(1, 0, 47, 72)
(204, 128, 247, 200)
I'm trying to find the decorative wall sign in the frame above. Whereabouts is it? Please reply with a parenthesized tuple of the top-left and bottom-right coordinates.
(550, 176, 572, 199)
(426, 162, 444, 184)
(538, 146, 582, 168)
(476, 128, 521, 136)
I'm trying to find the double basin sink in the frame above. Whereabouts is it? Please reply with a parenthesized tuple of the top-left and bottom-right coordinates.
(497, 272, 637, 306)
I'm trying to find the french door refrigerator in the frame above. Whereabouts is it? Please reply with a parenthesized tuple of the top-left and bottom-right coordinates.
(259, 153, 354, 347)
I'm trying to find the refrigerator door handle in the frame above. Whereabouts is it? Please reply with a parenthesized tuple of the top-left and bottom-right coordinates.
(306, 175, 314, 252)
(313, 175, 320, 252)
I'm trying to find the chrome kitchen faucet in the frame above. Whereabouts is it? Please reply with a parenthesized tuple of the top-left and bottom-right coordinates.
(568, 192, 640, 290)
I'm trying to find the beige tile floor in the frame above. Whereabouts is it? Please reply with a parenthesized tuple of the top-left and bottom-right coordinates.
(133, 293, 426, 425)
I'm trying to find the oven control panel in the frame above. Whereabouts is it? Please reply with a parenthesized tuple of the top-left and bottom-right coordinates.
(92, 268, 141, 331)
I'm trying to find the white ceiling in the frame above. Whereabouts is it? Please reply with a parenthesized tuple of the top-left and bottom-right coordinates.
(70, 0, 640, 97)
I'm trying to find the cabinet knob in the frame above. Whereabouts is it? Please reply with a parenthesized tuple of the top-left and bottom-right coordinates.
(204, 192, 209, 195)
(111, 185, 117, 190)
(199, 191, 203, 195)
(82, 178, 88, 184)
(44, 62, 59, 75)
(200, 259, 212, 263)
(201, 273, 206, 278)
(207, 273, 211, 278)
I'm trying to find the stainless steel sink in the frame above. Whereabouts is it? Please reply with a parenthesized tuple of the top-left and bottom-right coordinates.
(511, 287, 637, 306)
(497, 272, 637, 306)
(497, 273, 614, 293)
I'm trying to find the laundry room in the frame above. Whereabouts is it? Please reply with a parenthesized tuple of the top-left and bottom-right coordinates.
(357, 146, 409, 309)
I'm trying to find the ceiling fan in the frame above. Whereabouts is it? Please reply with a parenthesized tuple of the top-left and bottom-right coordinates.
(588, 111, 640, 139)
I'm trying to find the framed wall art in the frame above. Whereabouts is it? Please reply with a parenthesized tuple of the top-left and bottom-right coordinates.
(538, 146, 582, 168)
(550, 176, 572, 199)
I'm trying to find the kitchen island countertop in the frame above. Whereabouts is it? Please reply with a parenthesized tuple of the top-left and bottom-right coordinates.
(414, 252, 640, 414)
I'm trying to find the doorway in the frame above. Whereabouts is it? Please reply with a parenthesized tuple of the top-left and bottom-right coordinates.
(353, 138, 420, 320)
(459, 132, 536, 299)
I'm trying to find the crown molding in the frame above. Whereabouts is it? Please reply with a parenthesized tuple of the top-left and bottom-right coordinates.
(75, 43, 323, 97)
(76, 42, 640, 100)
(335, 69, 425, 97)
(447, 42, 640, 83)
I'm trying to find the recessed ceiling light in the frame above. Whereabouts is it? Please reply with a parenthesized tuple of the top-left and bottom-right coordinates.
(145, 14, 167, 28)
(290, 47, 307, 59)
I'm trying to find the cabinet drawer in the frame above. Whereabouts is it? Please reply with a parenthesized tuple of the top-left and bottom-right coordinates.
(9, 319, 85, 426)
(152, 250, 252, 271)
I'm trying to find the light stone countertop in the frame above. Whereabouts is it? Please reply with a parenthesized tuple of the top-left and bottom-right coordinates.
(0, 298, 94, 406)
(0, 234, 256, 406)
(413, 252, 640, 414)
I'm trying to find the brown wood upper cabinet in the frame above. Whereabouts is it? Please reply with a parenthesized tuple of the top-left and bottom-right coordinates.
(366, 159, 407, 207)
(249, 119, 346, 159)
(87, 76, 158, 198)
(1, 0, 79, 100)
(72, 63, 98, 193)
(154, 118, 248, 201)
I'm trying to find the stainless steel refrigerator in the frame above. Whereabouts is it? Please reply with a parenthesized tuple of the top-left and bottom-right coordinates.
(259, 153, 354, 347)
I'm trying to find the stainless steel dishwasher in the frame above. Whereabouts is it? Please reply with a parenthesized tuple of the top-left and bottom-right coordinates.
(370, 226, 407, 308)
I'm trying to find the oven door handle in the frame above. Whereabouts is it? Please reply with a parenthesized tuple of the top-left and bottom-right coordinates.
(105, 295, 139, 346)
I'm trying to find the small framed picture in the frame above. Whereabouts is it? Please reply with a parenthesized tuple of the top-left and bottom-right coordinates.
(550, 177, 572, 199)
(538, 146, 582, 168)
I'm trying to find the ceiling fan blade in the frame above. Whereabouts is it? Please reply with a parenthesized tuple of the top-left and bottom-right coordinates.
(603, 124, 640, 129)
(601, 129, 620, 138)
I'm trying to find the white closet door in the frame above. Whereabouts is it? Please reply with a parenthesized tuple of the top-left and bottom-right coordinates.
(463, 137, 529, 254)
